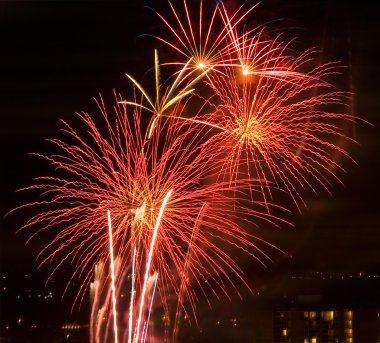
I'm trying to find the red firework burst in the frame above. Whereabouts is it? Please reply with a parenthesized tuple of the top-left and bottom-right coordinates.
(8, 1, 367, 342)
(199, 59, 358, 210)
(146, 1, 360, 211)
(150, 0, 264, 75)
(10, 91, 287, 322)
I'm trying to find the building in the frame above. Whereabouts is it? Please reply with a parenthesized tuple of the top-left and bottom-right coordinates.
(273, 295, 380, 343)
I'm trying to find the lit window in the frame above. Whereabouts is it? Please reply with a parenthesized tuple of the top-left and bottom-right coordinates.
(345, 328, 353, 336)
(311, 337, 317, 343)
(345, 311, 353, 320)
(282, 329, 287, 336)
(309, 311, 316, 319)
(322, 311, 334, 321)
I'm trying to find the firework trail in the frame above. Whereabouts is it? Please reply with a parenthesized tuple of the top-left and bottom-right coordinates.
(149, 0, 236, 73)
(200, 59, 357, 210)
(151, 0, 303, 82)
(9, 1, 364, 342)
(90, 263, 104, 343)
(10, 90, 287, 327)
(148, 0, 360, 211)
(142, 272, 158, 343)
(105, 195, 169, 343)
(118, 49, 207, 138)
(133, 189, 172, 343)
(107, 210, 119, 343)
(128, 247, 137, 343)
(90, 261, 115, 343)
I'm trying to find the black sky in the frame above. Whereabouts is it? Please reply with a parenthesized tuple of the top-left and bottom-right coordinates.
(1, 0, 379, 280)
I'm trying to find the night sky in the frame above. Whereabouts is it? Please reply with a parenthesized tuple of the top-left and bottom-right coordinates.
(1, 0, 379, 303)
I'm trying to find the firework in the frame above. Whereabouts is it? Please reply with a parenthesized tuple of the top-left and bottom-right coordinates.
(150, 0, 232, 72)
(101, 202, 166, 343)
(198, 59, 357, 210)
(149, 0, 359, 211)
(151, 0, 304, 83)
(9, 1, 363, 342)
(118, 49, 207, 138)
(107, 210, 119, 343)
(11, 91, 287, 328)
(150, 0, 268, 76)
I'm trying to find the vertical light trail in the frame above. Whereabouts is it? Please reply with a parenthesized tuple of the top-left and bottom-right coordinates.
(96, 306, 106, 343)
(128, 247, 137, 343)
(134, 189, 173, 343)
(107, 210, 118, 343)
(142, 273, 158, 343)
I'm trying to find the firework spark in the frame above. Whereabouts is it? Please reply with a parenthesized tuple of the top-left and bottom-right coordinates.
(9, 1, 364, 342)
(102, 188, 171, 343)
(150, 0, 232, 72)
(118, 50, 208, 138)
(133, 188, 172, 343)
(151, 0, 302, 83)
(107, 210, 119, 343)
(11, 91, 287, 327)
(150, 0, 265, 76)
(148, 0, 359, 210)
(200, 61, 357, 210)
